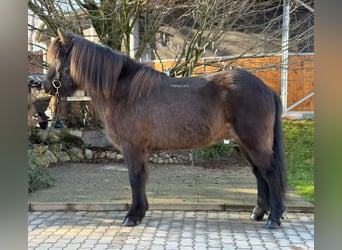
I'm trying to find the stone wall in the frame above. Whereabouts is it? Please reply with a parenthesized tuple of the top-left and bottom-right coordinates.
(29, 128, 192, 168)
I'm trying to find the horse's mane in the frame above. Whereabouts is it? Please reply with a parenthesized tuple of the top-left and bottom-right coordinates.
(54, 34, 166, 103)
(128, 64, 164, 104)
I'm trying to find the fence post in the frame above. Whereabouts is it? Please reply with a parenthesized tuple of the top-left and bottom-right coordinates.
(281, 0, 290, 113)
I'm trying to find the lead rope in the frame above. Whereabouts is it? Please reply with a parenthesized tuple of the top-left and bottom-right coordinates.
(38, 69, 63, 145)
(38, 94, 61, 146)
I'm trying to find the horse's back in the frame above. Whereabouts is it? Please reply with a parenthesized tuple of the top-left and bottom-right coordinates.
(204, 68, 273, 93)
(202, 69, 277, 117)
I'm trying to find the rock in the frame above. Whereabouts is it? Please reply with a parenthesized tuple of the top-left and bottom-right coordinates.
(84, 149, 93, 160)
(37, 129, 61, 143)
(33, 145, 49, 155)
(68, 129, 83, 138)
(55, 151, 71, 162)
(98, 151, 106, 159)
(68, 147, 85, 161)
(50, 143, 63, 154)
(32, 154, 51, 168)
(44, 150, 57, 164)
(106, 151, 117, 159)
(157, 159, 164, 164)
(82, 130, 111, 148)
(116, 154, 124, 160)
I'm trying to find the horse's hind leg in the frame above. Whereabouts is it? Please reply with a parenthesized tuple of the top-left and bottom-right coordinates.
(237, 130, 285, 229)
(121, 144, 149, 226)
(250, 165, 270, 221)
(247, 149, 285, 229)
(238, 147, 270, 221)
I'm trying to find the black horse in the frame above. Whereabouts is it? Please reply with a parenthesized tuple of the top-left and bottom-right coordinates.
(43, 29, 287, 229)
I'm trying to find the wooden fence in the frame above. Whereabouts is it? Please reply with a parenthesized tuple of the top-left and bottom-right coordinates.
(146, 54, 314, 112)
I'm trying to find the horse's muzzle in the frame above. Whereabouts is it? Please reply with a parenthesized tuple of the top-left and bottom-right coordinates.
(42, 80, 55, 95)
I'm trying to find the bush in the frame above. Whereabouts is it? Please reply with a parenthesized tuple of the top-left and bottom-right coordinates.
(193, 140, 238, 160)
(28, 150, 54, 192)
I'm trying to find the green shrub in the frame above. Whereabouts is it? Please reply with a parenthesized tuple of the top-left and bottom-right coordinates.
(28, 150, 54, 192)
(193, 140, 238, 160)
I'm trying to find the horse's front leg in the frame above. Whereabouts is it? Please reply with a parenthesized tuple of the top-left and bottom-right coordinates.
(121, 144, 149, 226)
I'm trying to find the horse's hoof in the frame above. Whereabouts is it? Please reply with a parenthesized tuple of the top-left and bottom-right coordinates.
(250, 213, 264, 221)
(122, 217, 139, 227)
(265, 218, 280, 229)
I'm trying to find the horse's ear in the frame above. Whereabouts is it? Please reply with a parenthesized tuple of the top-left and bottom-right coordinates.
(57, 28, 72, 47)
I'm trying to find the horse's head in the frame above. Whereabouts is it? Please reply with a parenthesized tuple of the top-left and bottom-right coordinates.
(43, 28, 78, 97)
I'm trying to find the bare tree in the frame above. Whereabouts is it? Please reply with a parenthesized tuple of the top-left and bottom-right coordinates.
(28, 0, 314, 74)
(150, 0, 314, 76)
(28, 0, 165, 58)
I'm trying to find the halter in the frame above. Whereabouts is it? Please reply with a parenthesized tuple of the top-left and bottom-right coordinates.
(41, 60, 63, 144)
(36, 41, 73, 145)
(51, 43, 72, 97)
(52, 60, 62, 97)
(49, 44, 72, 133)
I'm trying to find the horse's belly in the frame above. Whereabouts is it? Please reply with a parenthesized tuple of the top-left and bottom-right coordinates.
(147, 121, 235, 151)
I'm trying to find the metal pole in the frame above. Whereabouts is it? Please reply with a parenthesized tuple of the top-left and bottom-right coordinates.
(281, 0, 290, 113)
(130, 17, 139, 59)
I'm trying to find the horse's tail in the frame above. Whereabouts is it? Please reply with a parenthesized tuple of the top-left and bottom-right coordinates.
(273, 92, 287, 198)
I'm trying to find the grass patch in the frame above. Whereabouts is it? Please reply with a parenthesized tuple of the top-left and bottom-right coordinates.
(193, 119, 314, 203)
(283, 119, 314, 203)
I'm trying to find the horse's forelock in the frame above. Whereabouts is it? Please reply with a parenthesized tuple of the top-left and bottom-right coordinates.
(47, 37, 62, 65)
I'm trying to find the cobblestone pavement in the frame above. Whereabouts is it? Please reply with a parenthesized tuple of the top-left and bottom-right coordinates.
(28, 210, 314, 250)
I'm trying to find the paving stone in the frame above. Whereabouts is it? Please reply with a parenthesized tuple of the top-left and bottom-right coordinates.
(149, 245, 165, 250)
(152, 237, 166, 245)
(180, 237, 193, 246)
(52, 239, 72, 248)
(69, 236, 87, 244)
(165, 240, 179, 248)
(92, 244, 110, 250)
(194, 234, 207, 243)
(121, 244, 137, 250)
(63, 243, 82, 249)
(28, 211, 314, 249)
(28, 164, 314, 250)
(34, 243, 54, 250)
